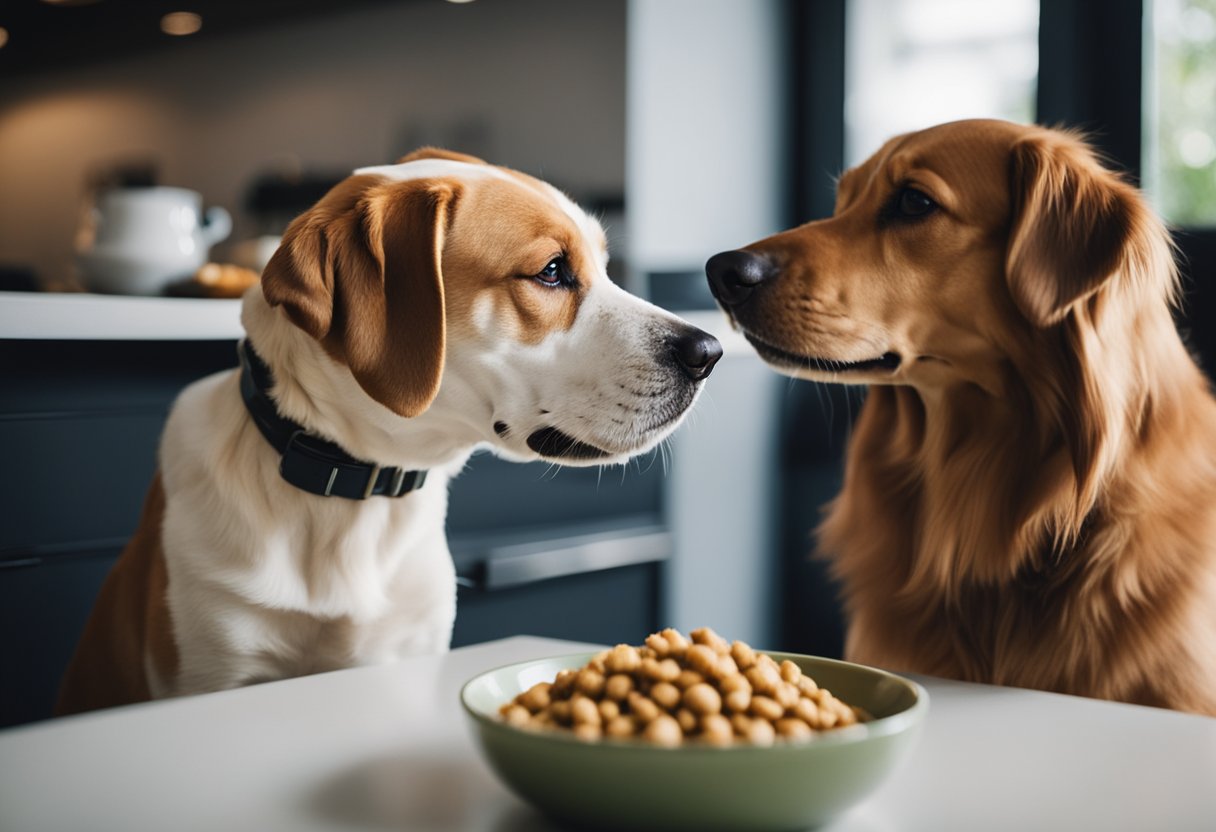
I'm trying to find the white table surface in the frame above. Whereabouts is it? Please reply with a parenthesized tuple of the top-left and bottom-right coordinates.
(1, 636, 1213, 832)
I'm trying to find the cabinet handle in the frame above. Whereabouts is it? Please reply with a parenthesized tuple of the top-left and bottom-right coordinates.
(482, 527, 671, 590)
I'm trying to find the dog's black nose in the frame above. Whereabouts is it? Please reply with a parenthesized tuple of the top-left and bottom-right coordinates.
(672, 327, 723, 381)
(706, 249, 776, 306)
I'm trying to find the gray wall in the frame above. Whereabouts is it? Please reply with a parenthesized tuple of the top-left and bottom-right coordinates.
(0, 0, 626, 288)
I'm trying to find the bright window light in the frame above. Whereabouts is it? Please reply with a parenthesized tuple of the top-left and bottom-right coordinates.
(845, 0, 1039, 166)
(1145, 0, 1216, 225)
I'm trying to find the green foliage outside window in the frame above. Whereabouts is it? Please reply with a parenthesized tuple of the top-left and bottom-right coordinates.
(1153, 0, 1216, 226)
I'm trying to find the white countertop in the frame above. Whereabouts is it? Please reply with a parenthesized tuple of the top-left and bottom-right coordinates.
(1, 636, 1212, 832)
(0, 291, 243, 340)
(0, 292, 752, 354)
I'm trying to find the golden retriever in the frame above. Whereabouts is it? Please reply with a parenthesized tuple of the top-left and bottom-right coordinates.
(707, 119, 1216, 715)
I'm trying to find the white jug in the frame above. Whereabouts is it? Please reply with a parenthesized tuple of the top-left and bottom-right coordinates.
(77, 186, 232, 295)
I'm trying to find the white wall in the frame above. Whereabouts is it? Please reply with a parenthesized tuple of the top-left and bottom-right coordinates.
(625, 0, 784, 289)
(663, 318, 785, 649)
(0, 0, 625, 288)
(626, 0, 787, 648)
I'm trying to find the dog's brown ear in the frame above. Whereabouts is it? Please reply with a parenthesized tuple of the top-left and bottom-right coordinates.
(261, 177, 458, 418)
(396, 146, 487, 166)
(1005, 135, 1136, 327)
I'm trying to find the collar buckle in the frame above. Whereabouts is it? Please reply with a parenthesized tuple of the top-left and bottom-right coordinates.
(240, 340, 429, 501)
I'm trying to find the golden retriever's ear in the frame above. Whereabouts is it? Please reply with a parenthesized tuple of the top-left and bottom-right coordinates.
(261, 178, 458, 417)
(1005, 136, 1136, 327)
(396, 146, 487, 166)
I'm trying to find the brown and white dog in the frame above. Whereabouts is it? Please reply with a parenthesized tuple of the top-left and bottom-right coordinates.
(707, 120, 1216, 715)
(56, 148, 721, 715)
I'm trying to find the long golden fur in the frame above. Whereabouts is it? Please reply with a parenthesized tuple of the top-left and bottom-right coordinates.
(709, 120, 1216, 714)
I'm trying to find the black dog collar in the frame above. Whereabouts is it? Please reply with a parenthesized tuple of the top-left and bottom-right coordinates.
(237, 340, 427, 500)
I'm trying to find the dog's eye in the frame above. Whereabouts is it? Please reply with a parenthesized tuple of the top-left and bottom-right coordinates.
(535, 257, 566, 286)
(897, 188, 937, 218)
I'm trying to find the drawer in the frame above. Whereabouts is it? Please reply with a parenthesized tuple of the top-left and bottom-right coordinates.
(452, 562, 661, 649)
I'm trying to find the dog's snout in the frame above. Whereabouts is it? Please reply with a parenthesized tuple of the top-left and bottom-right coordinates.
(705, 250, 775, 306)
(671, 328, 723, 381)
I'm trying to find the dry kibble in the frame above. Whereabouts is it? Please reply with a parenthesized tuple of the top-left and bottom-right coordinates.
(746, 664, 780, 697)
(605, 715, 635, 738)
(686, 644, 719, 677)
(690, 626, 731, 654)
(518, 682, 552, 713)
(731, 640, 757, 670)
(775, 681, 801, 710)
(746, 717, 776, 746)
(724, 688, 751, 714)
(701, 713, 733, 746)
(497, 629, 866, 746)
(730, 713, 753, 736)
(645, 632, 670, 655)
(660, 628, 690, 656)
(643, 714, 683, 747)
(720, 673, 751, 695)
(776, 718, 813, 741)
(570, 695, 601, 726)
(549, 700, 572, 725)
(574, 723, 602, 741)
(628, 691, 661, 724)
(749, 695, 784, 722)
(502, 704, 531, 727)
(599, 699, 620, 721)
(605, 644, 642, 674)
(683, 683, 723, 716)
(551, 669, 577, 697)
(576, 668, 606, 698)
(604, 673, 634, 701)
(714, 654, 740, 680)
(675, 669, 705, 690)
(793, 697, 820, 726)
(655, 658, 681, 682)
(650, 681, 681, 710)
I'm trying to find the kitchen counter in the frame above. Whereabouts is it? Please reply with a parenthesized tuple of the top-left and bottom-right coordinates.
(0, 291, 747, 353)
(1, 636, 1212, 831)
(0, 291, 242, 340)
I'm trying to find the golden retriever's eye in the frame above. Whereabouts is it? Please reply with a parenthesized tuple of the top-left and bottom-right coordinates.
(897, 187, 937, 218)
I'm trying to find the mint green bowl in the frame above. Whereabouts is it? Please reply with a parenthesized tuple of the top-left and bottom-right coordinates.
(461, 651, 927, 831)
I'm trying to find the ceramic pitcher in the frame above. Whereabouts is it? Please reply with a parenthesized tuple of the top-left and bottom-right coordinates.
(77, 186, 232, 295)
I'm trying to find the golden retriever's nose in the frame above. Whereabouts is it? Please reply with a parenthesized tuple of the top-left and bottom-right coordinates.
(705, 250, 776, 306)
(672, 327, 723, 381)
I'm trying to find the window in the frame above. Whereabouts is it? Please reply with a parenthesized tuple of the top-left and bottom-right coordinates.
(844, 0, 1039, 166)
(1146, 0, 1216, 225)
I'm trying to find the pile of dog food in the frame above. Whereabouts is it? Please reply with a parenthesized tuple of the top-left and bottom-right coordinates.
(498, 627, 866, 747)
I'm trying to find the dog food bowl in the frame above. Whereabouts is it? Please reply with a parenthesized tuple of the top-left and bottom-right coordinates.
(461, 651, 927, 831)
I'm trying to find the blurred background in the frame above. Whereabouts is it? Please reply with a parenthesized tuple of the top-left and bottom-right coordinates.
(0, 0, 1213, 727)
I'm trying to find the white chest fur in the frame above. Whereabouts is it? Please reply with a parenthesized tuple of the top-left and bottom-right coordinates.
(157, 370, 466, 693)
